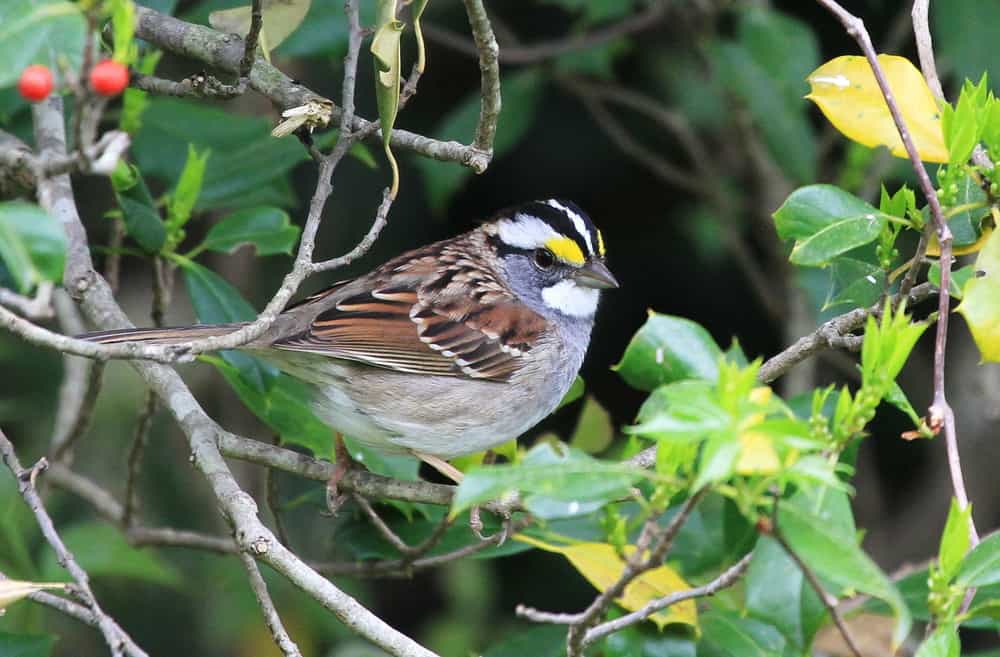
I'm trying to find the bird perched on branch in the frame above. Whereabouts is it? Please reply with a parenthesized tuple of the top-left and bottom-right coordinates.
(82, 199, 617, 483)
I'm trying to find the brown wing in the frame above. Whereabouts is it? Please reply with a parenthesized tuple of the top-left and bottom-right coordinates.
(272, 234, 548, 381)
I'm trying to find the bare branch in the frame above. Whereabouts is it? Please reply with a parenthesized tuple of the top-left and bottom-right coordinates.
(239, 552, 304, 657)
(0, 434, 147, 657)
(815, 0, 977, 546)
(911, 0, 945, 101)
(460, 0, 501, 154)
(132, 5, 491, 172)
(757, 282, 935, 384)
(581, 552, 753, 647)
(771, 524, 864, 657)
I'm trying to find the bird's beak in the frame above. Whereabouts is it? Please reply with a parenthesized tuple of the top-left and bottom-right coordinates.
(574, 259, 619, 289)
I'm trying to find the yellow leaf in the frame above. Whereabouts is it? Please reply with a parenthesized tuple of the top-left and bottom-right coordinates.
(736, 431, 780, 475)
(807, 55, 947, 163)
(515, 535, 697, 630)
(450, 439, 519, 473)
(0, 579, 68, 612)
(957, 228, 1000, 362)
(569, 396, 614, 454)
(928, 222, 995, 257)
(209, 0, 311, 59)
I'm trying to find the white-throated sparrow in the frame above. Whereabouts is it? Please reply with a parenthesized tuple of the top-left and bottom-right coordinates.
(83, 199, 617, 476)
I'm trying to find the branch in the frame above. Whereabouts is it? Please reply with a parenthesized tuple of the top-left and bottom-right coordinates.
(32, 30, 443, 657)
(0, 434, 147, 657)
(581, 552, 753, 647)
(911, 0, 945, 101)
(132, 5, 492, 173)
(757, 282, 935, 384)
(460, 0, 501, 154)
(771, 524, 864, 657)
(815, 0, 978, 545)
(239, 552, 303, 657)
(0, 282, 53, 319)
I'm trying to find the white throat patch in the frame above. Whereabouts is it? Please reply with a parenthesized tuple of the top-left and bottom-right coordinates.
(541, 280, 599, 317)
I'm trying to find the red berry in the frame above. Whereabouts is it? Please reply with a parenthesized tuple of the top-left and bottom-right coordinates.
(18, 65, 54, 102)
(89, 60, 130, 97)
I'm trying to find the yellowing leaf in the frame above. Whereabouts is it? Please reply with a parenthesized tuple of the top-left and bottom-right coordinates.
(569, 396, 614, 454)
(209, 0, 311, 59)
(449, 438, 518, 474)
(515, 535, 697, 629)
(0, 579, 69, 611)
(928, 222, 995, 257)
(957, 227, 1000, 362)
(807, 55, 947, 163)
(736, 431, 780, 474)
(371, 0, 404, 197)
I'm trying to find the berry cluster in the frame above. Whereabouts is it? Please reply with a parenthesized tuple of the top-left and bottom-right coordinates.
(16, 60, 130, 102)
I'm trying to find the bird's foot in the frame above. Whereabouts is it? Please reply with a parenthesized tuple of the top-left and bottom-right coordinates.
(325, 433, 362, 516)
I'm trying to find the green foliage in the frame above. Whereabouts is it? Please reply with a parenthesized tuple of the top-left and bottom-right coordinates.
(452, 443, 647, 519)
(40, 523, 180, 587)
(165, 144, 211, 245)
(110, 161, 167, 254)
(196, 206, 300, 257)
(956, 531, 1000, 587)
(0, 632, 56, 657)
(613, 312, 722, 391)
(0, 0, 85, 88)
(0, 202, 65, 294)
(698, 610, 786, 657)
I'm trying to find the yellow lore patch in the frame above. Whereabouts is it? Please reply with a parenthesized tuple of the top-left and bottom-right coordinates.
(596, 229, 606, 257)
(545, 237, 586, 265)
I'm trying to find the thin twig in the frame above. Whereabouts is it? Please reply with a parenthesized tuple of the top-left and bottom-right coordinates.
(581, 552, 753, 647)
(240, 0, 263, 79)
(266, 434, 292, 549)
(239, 552, 304, 657)
(772, 524, 864, 657)
(122, 389, 156, 528)
(911, 0, 945, 101)
(460, 0, 501, 155)
(0, 432, 146, 657)
(815, 0, 977, 547)
(0, 282, 54, 319)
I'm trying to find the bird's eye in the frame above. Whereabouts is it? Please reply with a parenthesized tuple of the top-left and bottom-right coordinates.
(533, 248, 556, 270)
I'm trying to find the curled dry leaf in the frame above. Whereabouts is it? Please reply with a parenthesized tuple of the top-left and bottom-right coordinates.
(0, 579, 70, 613)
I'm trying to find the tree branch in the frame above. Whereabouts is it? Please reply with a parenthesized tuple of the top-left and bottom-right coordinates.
(239, 552, 304, 657)
(815, 0, 977, 546)
(0, 434, 147, 657)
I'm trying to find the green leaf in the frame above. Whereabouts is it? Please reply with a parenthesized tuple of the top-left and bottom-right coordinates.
(613, 312, 722, 391)
(451, 443, 645, 519)
(556, 375, 584, 410)
(779, 488, 911, 648)
(941, 87, 981, 167)
(774, 184, 884, 240)
(482, 625, 566, 657)
(110, 0, 136, 65)
(0, 632, 56, 657)
(745, 536, 826, 654)
(956, 228, 1000, 362)
(416, 70, 544, 213)
(0, 202, 65, 293)
(938, 498, 972, 581)
(40, 523, 180, 587)
(119, 50, 162, 134)
(913, 623, 960, 657)
(166, 144, 211, 231)
(956, 531, 1000, 587)
(672, 493, 757, 578)
(203, 354, 331, 458)
(0, 0, 86, 88)
(789, 214, 886, 267)
(132, 98, 308, 210)
(208, 0, 311, 57)
(928, 263, 976, 299)
(200, 206, 300, 256)
(945, 174, 988, 248)
(698, 610, 786, 657)
(824, 257, 885, 311)
(112, 162, 166, 253)
(179, 259, 255, 323)
(568, 396, 613, 454)
(626, 381, 728, 442)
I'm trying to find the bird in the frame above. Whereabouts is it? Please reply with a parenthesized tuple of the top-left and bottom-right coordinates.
(81, 199, 618, 482)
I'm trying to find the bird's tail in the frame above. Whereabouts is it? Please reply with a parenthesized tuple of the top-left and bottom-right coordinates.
(79, 323, 248, 345)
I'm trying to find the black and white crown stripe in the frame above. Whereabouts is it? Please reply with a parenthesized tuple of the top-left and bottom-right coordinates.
(494, 198, 601, 261)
